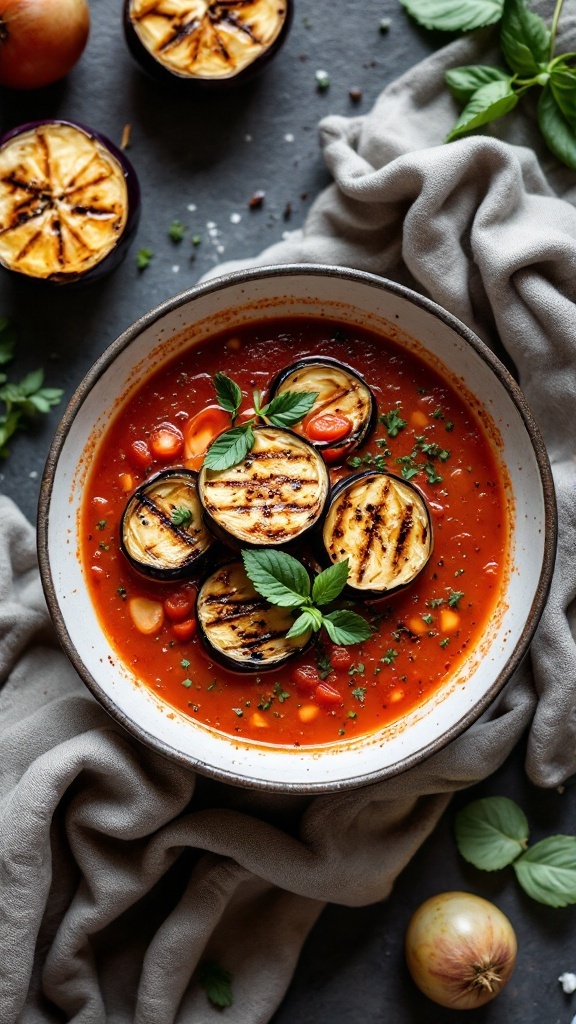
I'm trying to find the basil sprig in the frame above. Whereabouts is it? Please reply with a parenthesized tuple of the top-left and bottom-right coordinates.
(401, 0, 576, 169)
(204, 371, 318, 471)
(241, 549, 373, 646)
(455, 796, 576, 907)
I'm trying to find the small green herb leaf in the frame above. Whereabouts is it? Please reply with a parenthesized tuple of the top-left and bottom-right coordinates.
(445, 64, 512, 103)
(514, 835, 576, 907)
(455, 797, 529, 871)
(213, 371, 242, 421)
(171, 506, 192, 527)
(203, 425, 255, 471)
(168, 219, 186, 242)
(312, 559, 349, 606)
(400, 0, 503, 32)
(136, 248, 153, 270)
(446, 80, 518, 142)
(264, 389, 318, 428)
(198, 961, 234, 1008)
(380, 408, 407, 438)
(500, 0, 550, 78)
(351, 685, 366, 702)
(322, 610, 372, 646)
(286, 609, 318, 639)
(242, 548, 310, 607)
(537, 83, 576, 169)
(550, 65, 576, 127)
(448, 589, 465, 608)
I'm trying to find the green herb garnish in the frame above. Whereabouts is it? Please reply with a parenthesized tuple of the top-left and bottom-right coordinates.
(213, 371, 243, 422)
(448, 589, 465, 608)
(168, 220, 186, 242)
(380, 407, 407, 438)
(136, 248, 153, 270)
(351, 686, 367, 702)
(171, 506, 192, 527)
(0, 320, 63, 457)
(198, 962, 234, 1008)
(241, 549, 372, 647)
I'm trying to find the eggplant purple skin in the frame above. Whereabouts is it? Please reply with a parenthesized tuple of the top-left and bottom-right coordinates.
(267, 355, 377, 458)
(196, 560, 312, 674)
(119, 468, 214, 582)
(0, 119, 141, 286)
(320, 469, 434, 602)
(123, 0, 293, 91)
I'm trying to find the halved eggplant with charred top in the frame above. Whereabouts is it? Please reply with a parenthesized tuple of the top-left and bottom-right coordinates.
(120, 469, 214, 580)
(124, 0, 293, 90)
(322, 470, 433, 597)
(268, 357, 376, 462)
(197, 560, 311, 671)
(198, 425, 330, 548)
(0, 120, 140, 284)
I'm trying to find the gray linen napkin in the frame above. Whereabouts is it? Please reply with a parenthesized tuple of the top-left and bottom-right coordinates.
(2, 5, 576, 1021)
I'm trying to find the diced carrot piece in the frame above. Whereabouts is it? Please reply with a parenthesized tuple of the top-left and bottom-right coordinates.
(408, 615, 429, 635)
(172, 618, 197, 642)
(150, 422, 184, 461)
(303, 412, 351, 443)
(250, 711, 270, 728)
(389, 688, 405, 703)
(183, 406, 231, 460)
(315, 681, 344, 706)
(410, 410, 429, 428)
(440, 608, 461, 633)
(298, 704, 320, 723)
(129, 597, 164, 635)
(128, 439, 152, 469)
(119, 472, 134, 492)
(164, 589, 195, 622)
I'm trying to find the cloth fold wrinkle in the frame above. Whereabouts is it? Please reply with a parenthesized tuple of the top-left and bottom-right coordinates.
(2, 3, 575, 1020)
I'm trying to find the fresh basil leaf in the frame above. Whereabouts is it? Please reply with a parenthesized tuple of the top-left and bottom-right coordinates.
(203, 425, 255, 471)
(18, 369, 44, 397)
(446, 80, 518, 141)
(213, 371, 242, 420)
(537, 84, 576, 168)
(445, 65, 512, 103)
(322, 610, 372, 646)
(286, 608, 320, 639)
(242, 548, 310, 607)
(400, 0, 503, 31)
(514, 835, 576, 907)
(312, 559, 350, 606)
(550, 66, 576, 127)
(455, 796, 529, 870)
(265, 390, 318, 428)
(500, 0, 550, 77)
(198, 961, 233, 1009)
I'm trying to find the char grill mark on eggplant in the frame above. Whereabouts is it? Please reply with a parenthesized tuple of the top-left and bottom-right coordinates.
(0, 124, 129, 280)
(128, 0, 288, 80)
(323, 471, 432, 594)
(121, 469, 213, 579)
(198, 426, 330, 546)
(197, 561, 311, 670)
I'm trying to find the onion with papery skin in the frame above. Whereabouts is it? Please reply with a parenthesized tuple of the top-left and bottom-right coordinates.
(405, 892, 517, 1010)
(0, 0, 90, 90)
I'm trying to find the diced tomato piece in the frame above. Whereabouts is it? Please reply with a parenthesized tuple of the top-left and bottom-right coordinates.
(183, 406, 231, 461)
(164, 589, 196, 622)
(315, 681, 344, 706)
(304, 412, 352, 443)
(172, 618, 197, 642)
(128, 439, 151, 469)
(150, 422, 184, 461)
(329, 646, 353, 672)
(291, 664, 321, 694)
(321, 441, 356, 465)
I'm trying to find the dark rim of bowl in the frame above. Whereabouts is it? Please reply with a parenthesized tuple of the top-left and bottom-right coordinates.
(37, 264, 558, 794)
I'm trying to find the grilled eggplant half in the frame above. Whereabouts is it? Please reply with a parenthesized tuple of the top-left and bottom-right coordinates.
(0, 120, 139, 284)
(121, 469, 214, 580)
(197, 560, 311, 671)
(268, 357, 376, 461)
(124, 0, 293, 89)
(322, 470, 433, 597)
(198, 425, 330, 548)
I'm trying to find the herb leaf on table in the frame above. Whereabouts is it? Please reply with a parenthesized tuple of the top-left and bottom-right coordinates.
(400, 0, 504, 32)
(455, 796, 529, 869)
(0, 320, 63, 457)
(513, 835, 576, 907)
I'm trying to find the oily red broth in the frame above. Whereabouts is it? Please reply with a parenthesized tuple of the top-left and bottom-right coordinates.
(81, 318, 510, 746)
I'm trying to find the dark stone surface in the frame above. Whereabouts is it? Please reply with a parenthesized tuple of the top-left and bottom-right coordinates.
(1, 1, 574, 1021)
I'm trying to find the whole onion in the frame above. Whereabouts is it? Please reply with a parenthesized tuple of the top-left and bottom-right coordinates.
(405, 891, 517, 1010)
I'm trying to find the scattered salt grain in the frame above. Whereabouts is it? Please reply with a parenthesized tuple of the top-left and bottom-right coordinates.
(171, 265, 180, 273)
(216, 245, 225, 254)
(186, 203, 197, 212)
(284, 133, 294, 142)
(230, 212, 242, 224)
(245, 134, 253, 142)
(29, 470, 38, 479)
(559, 973, 576, 994)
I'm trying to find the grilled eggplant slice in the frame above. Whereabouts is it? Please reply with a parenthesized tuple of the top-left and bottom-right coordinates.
(198, 425, 330, 548)
(268, 357, 376, 461)
(197, 560, 311, 671)
(0, 120, 139, 283)
(322, 470, 432, 596)
(124, 0, 293, 88)
(121, 469, 214, 580)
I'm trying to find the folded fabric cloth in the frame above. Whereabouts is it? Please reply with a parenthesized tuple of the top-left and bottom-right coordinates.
(2, 5, 576, 1022)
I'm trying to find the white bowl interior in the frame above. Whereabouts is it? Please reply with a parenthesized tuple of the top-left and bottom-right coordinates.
(43, 269, 551, 791)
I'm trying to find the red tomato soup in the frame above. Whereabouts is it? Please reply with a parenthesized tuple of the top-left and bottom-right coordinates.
(81, 319, 510, 746)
